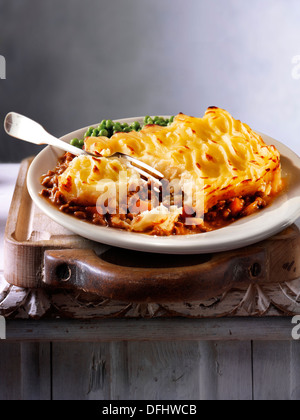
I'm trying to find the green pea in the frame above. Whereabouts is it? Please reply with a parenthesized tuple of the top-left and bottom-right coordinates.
(92, 129, 99, 137)
(84, 128, 93, 137)
(99, 120, 107, 129)
(131, 121, 141, 131)
(122, 122, 129, 128)
(144, 115, 150, 123)
(114, 122, 122, 132)
(146, 117, 154, 124)
(99, 129, 109, 137)
(123, 127, 131, 133)
(70, 138, 80, 147)
(106, 120, 113, 130)
(79, 139, 85, 147)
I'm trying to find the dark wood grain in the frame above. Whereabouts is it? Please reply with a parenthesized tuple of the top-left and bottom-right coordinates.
(43, 236, 296, 302)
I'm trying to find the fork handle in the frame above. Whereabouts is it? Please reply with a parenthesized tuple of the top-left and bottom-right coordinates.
(4, 112, 85, 156)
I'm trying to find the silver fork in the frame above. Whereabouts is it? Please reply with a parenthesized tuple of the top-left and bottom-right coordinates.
(4, 112, 164, 185)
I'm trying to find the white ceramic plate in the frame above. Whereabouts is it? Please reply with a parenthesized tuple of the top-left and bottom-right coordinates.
(27, 117, 300, 254)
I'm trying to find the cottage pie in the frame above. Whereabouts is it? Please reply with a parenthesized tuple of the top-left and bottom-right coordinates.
(40, 107, 282, 236)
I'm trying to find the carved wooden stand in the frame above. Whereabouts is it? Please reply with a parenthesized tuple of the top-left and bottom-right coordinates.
(2, 158, 300, 320)
(1, 274, 300, 319)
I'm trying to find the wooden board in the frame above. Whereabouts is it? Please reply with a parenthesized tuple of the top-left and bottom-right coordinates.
(1, 338, 300, 400)
(2, 158, 300, 319)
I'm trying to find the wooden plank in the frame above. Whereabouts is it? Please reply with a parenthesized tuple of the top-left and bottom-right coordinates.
(51, 342, 134, 400)
(0, 342, 51, 400)
(19, 343, 51, 400)
(109, 342, 130, 400)
(50, 341, 252, 400)
(253, 341, 290, 400)
(252, 340, 300, 400)
(1, 339, 298, 400)
(198, 341, 253, 400)
(51, 342, 111, 400)
(0, 343, 23, 400)
(290, 340, 300, 400)
(4, 317, 297, 342)
(126, 341, 201, 400)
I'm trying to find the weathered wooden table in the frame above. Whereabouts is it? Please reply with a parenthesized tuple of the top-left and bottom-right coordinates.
(1, 162, 300, 400)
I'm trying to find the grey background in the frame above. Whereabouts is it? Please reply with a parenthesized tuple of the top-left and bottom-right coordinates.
(1, 0, 300, 162)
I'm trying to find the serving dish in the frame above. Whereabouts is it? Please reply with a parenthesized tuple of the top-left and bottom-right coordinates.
(26, 117, 300, 254)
